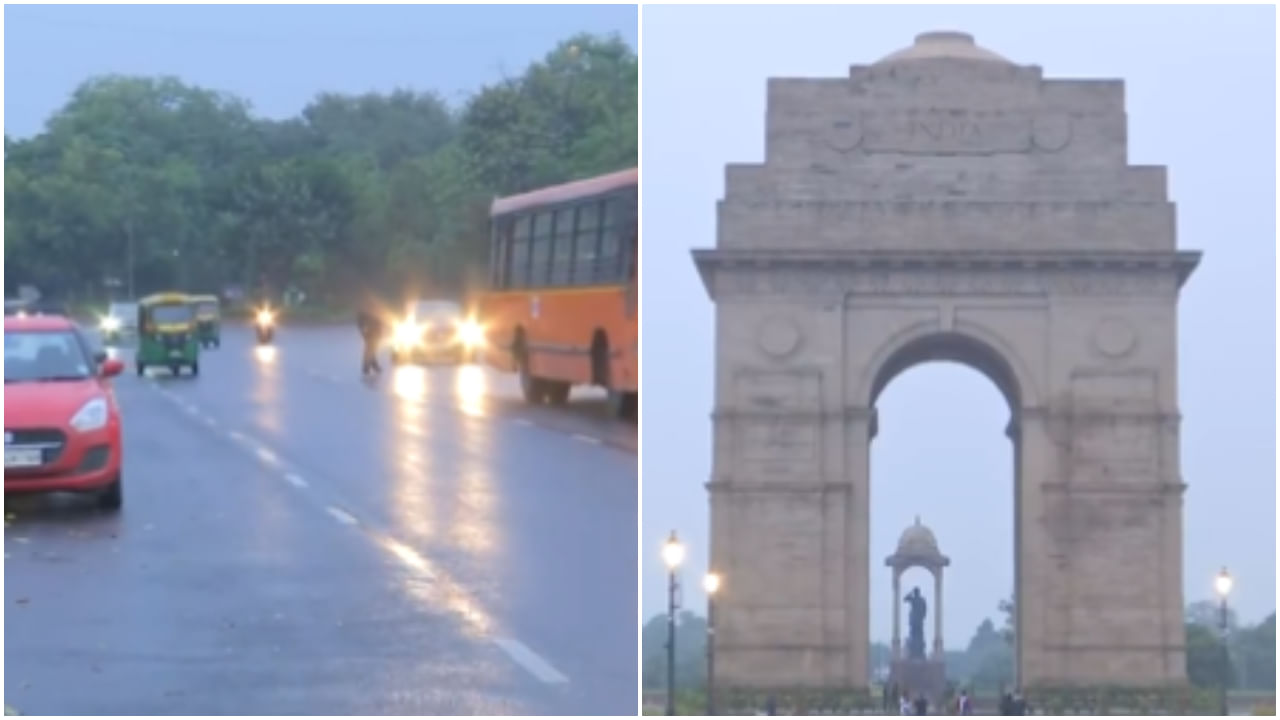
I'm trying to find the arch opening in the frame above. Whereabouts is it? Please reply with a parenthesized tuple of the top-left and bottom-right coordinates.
(868, 331, 1021, 696)
(869, 331, 1022, 413)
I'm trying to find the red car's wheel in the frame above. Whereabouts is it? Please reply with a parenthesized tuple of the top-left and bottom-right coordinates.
(96, 475, 123, 511)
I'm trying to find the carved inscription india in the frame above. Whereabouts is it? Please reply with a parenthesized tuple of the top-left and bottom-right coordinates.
(823, 110, 1073, 156)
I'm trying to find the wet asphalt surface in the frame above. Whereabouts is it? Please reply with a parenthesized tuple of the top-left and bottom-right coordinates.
(4, 325, 637, 715)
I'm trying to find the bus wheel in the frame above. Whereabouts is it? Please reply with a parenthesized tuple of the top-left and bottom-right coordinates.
(591, 332, 610, 387)
(545, 381, 570, 406)
(520, 368, 545, 404)
(607, 390, 624, 417)
(518, 356, 546, 404)
(607, 390, 638, 421)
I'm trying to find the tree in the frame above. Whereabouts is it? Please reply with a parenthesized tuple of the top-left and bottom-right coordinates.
(1186, 621, 1235, 688)
(1232, 612, 1275, 690)
(641, 611, 707, 690)
(5, 32, 637, 307)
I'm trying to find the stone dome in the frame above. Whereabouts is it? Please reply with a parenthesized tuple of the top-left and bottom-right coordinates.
(876, 31, 1011, 65)
(895, 516, 940, 556)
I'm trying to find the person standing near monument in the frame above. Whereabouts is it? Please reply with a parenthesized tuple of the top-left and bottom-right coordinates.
(955, 689, 973, 715)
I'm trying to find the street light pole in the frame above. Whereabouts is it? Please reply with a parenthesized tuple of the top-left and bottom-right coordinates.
(662, 532, 686, 716)
(703, 572, 721, 716)
(1214, 567, 1233, 717)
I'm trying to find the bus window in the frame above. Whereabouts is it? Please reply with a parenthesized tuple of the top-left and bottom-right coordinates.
(551, 207, 576, 286)
(492, 218, 512, 288)
(573, 201, 600, 286)
(531, 211, 554, 288)
(509, 215, 532, 288)
(598, 196, 624, 283)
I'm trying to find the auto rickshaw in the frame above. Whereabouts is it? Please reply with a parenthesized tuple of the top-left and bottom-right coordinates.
(136, 292, 200, 377)
(190, 294, 221, 348)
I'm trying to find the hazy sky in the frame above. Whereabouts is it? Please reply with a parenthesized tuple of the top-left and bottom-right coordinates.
(3, 4, 637, 137)
(642, 4, 1276, 649)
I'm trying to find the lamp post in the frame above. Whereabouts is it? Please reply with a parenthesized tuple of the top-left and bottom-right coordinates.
(1214, 567, 1233, 716)
(703, 572, 721, 716)
(662, 532, 686, 716)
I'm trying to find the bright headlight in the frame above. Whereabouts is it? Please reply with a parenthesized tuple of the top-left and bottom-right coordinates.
(394, 321, 421, 347)
(256, 309, 274, 325)
(70, 397, 109, 432)
(100, 316, 120, 331)
(457, 319, 485, 346)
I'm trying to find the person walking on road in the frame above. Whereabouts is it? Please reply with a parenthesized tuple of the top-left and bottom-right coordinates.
(357, 306, 384, 376)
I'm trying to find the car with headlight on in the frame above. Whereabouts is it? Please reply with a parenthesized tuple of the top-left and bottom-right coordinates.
(5, 313, 125, 509)
(389, 300, 484, 366)
(100, 300, 138, 344)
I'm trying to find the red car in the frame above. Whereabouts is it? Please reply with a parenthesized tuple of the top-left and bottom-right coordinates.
(5, 313, 125, 509)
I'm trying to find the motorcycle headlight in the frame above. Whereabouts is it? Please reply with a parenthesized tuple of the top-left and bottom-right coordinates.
(256, 309, 274, 325)
(70, 397, 109, 433)
(457, 319, 485, 347)
(100, 316, 120, 332)
(394, 321, 421, 347)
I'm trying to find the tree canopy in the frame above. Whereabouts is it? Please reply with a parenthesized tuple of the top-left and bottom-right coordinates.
(5, 33, 637, 307)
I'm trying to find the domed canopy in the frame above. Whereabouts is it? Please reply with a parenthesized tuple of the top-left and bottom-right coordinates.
(876, 31, 1011, 65)
(886, 516, 950, 569)
(897, 516, 939, 554)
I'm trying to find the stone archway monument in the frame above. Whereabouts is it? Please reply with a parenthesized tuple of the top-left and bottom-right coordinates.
(693, 31, 1199, 691)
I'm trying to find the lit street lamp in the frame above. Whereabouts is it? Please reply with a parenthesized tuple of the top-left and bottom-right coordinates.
(1214, 567, 1233, 716)
(703, 572, 721, 716)
(663, 532, 685, 716)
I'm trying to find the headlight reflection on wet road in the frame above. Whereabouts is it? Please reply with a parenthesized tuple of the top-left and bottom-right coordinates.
(375, 535, 493, 637)
(390, 366, 434, 544)
(392, 364, 428, 401)
(452, 365, 498, 557)
(251, 344, 282, 433)
(454, 365, 487, 418)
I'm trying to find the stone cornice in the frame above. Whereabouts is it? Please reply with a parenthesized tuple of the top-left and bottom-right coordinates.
(693, 249, 1201, 300)
(1040, 482, 1188, 495)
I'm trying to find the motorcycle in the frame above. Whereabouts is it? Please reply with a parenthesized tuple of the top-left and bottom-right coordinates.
(254, 307, 276, 344)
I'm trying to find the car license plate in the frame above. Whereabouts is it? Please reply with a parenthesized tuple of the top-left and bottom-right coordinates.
(4, 447, 42, 468)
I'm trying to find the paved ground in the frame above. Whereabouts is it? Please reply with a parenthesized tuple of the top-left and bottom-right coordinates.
(5, 325, 637, 715)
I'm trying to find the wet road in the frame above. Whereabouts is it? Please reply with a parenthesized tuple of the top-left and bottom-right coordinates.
(5, 325, 637, 715)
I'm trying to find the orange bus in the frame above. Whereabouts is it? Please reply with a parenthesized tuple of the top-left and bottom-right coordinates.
(476, 168, 638, 418)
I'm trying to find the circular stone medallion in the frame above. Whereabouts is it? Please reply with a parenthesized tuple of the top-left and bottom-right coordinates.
(757, 318, 801, 358)
(1031, 113, 1073, 152)
(1092, 317, 1137, 358)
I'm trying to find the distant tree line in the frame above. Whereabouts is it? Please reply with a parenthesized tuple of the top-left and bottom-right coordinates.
(4, 33, 637, 308)
(641, 599, 1276, 693)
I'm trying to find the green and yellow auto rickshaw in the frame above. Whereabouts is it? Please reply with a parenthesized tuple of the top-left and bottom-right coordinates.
(190, 294, 221, 349)
(136, 292, 200, 377)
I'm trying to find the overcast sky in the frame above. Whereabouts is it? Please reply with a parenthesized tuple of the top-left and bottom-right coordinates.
(3, 4, 637, 137)
(641, 4, 1276, 649)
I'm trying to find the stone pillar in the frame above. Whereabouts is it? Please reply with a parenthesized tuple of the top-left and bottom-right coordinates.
(932, 569, 944, 659)
(891, 569, 902, 660)
(845, 406, 876, 686)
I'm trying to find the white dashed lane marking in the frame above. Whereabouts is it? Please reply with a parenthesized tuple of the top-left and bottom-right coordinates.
(512, 418, 533, 426)
(256, 446, 280, 465)
(492, 637, 569, 685)
(326, 507, 359, 526)
(283, 473, 308, 489)
(571, 433, 602, 445)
